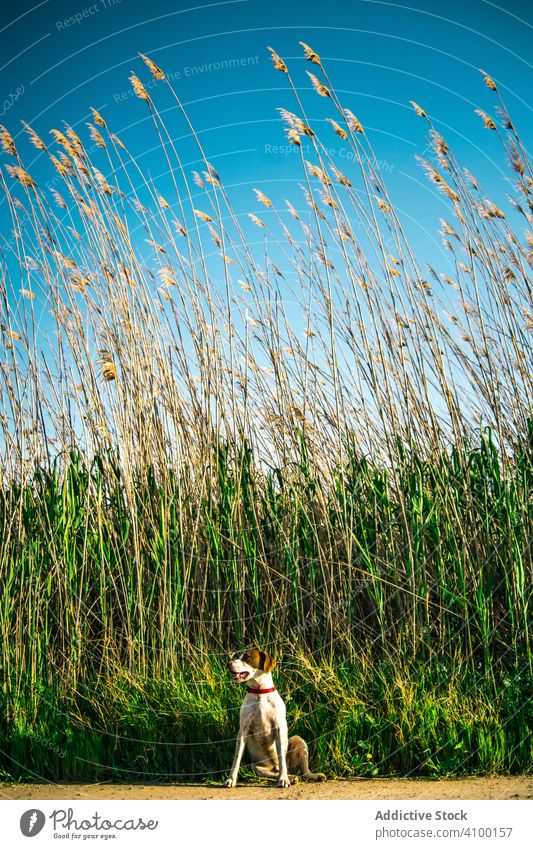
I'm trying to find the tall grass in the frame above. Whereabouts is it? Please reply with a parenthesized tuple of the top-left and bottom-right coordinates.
(0, 46, 531, 780)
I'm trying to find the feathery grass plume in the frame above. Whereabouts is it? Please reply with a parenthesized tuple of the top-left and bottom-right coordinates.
(21, 121, 47, 150)
(320, 190, 337, 209)
(70, 271, 90, 292)
(410, 100, 427, 118)
(496, 105, 514, 131)
(480, 69, 497, 91)
(87, 124, 106, 149)
(330, 164, 351, 186)
(110, 132, 126, 149)
(307, 71, 330, 97)
(159, 269, 176, 287)
(254, 188, 273, 207)
(209, 224, 221, 246)
(267, 46, 288, 72)
(327, 118, 348, 140)
(0, 126, 17, 155)
(479, 201, 505, 219)
(5, 164, 36, 187)
(337, 223, 353, 240)
(65, 127, 84, 153)
(49, 128, 69, 146)
(306, 161, 331, 184)
(50, 154, 69, 177)
(97, 350, 118, 382)
(203, 169, 219, 186)
(475, 109, 497, 130)
(139, 52, 165, 80)
(430, 130, 449, 159)
(416, 157, 459, 202)
(344, 109, 363, 133)
(90, 107, 106, 127)
(287, 127, 301, 145)
(300, 41, 321, 64)
(464, 168, 479, 190)
(194, 208, 212, 221)
(285, 200, 299, 219)
(158, 286, 173, 301)
(278, 108, 313, 137)
(93, 169, 112, 195)
(145, 238, 166, 253)
(507, 141, 525, 175)
(440, 219, 459, 238)
(249, 213, 265, 227)
(130, 73, 150, 100)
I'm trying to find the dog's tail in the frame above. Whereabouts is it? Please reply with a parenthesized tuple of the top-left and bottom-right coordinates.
(287, 736, 326, 781)
(303, 769, 326, 781)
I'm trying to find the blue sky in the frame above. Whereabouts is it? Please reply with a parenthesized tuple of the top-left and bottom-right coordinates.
(2, 0, 531, 220)
(1, 0, 532, 356)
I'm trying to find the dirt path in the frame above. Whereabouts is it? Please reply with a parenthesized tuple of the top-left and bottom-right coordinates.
(1, 777, 531, 801)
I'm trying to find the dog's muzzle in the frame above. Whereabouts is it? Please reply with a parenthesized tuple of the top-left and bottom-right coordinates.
(227, 662, 251, 682)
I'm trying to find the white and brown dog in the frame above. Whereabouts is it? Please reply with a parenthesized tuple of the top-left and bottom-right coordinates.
(225, 648, 325, 787)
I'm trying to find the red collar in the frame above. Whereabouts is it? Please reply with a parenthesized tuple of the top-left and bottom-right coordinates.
(247, 685, 276, 695)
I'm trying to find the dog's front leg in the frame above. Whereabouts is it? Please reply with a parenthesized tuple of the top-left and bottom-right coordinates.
(225, 731, 245, 788)
(274, 726, 290, 787)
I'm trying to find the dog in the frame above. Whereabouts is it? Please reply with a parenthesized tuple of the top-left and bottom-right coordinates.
(225, 648, 325, 787)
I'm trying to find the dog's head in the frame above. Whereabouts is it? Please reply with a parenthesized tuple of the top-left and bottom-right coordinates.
(227, 648, 276, 683)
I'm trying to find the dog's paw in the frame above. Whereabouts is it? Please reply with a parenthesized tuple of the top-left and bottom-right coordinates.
(276, 776, 291, 788)
(224, 777, 237, 788)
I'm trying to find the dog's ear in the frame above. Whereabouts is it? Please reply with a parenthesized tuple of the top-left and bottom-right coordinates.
(259, 650, 276, 673)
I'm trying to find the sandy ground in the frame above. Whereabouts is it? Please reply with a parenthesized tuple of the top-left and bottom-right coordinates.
(1, 777, 531, 800)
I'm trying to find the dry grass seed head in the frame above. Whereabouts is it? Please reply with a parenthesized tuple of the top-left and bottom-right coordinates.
(300, 41, 321, 64)
(307, 72, 330, 97)
(475, 109, 497, 130)
(88, 125, 106, 149)
(268, 47, 288, 73)
(22, 121, 47, 151)
(90, 108, 106, 127)
(344, 109, 364, 133)
(5, 164, 36, 188)
(0, 127, 17, 156)
(254, 188, 273, 207)
(327, 118, 348, 140)
(480, 69, 497, 91)
(139, 53, 165, 80)
(194, 209, 213, 222)
(410, 101, 427, 118)
(130, 73, 150, 101)
(287, 128, 301, 145)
